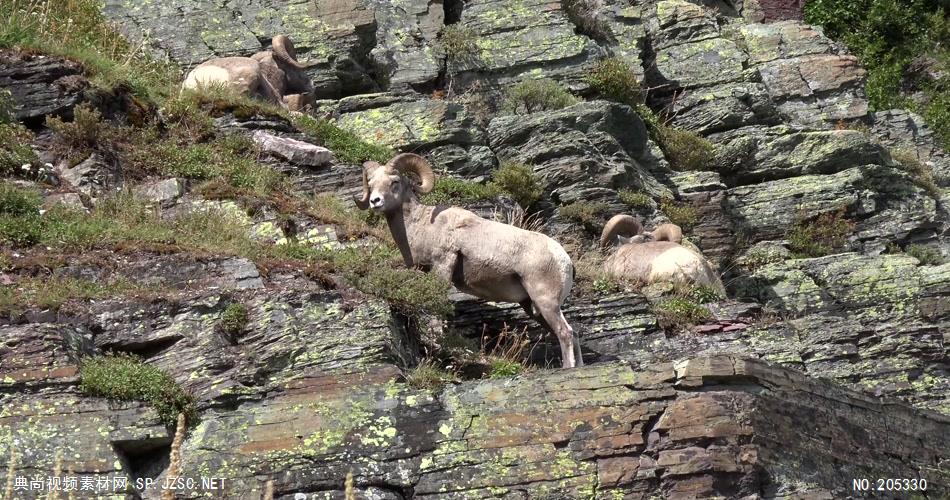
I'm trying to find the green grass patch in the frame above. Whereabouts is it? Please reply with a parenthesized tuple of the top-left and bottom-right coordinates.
(405, 360, 456, 390)
(80, 354, 197, 427)
(0, 122, 37, 177)
(652, 296, 711, 331)
(0, 275, 152, 317)
(487, 358, 523, 378)
(292, 114, 394, 164)
(0, 0, 180, 102)
(504, 78, 579, 114)
(275, 243, 454, 318)
(489, 162, 543, 208)
(422, 177, 501, 205)
(786, 207, 855, 258)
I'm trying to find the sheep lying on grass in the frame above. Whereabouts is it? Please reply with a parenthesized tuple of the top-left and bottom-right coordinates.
(183, 35, 314, 111)
(600, 215, 724, 294)
(354, 153, 582, 368)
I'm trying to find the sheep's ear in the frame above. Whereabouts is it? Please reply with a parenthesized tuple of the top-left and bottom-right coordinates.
(617, 235, 631, 245)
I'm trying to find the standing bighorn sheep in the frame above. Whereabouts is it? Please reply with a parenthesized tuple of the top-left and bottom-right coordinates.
(355, 154, 582, 368)
(182, 35, 315, 111)
(600, 215, 725, 294)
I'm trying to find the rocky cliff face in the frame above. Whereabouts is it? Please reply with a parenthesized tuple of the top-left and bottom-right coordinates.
(2, 0, 949, 499)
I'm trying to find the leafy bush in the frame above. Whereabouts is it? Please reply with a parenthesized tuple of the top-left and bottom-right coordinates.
(656, 126, 715, 171)
(618, 190, 652, 208)
(80, 354, 197, 427)
(659, 198, 697, 230)
(440, 24, 479, 60)
(45, 104, 109, 161)
(804, 0, 949, 148)
(504, 78, 578, 114)
(422, 177, 501, 205)
(488, 359, 523, 378)
(585, 57, 644, 107)
(906, 244, 944, 265)
(489, 162, 543, 208)
(786, 207, 855, 258)
(218, 303, 249, 337)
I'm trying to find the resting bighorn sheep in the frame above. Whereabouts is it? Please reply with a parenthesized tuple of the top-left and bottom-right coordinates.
(600, 215, 724, 294)
(182, 35, 314, 111)
(355, 154, 582, 368)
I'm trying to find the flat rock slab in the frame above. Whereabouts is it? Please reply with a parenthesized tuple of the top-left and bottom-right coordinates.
(3, 352, 947, 499)
(253, 130, 335, 167)
(0, 51, 88, 124)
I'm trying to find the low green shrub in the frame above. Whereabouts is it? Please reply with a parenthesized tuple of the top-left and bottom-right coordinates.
(218, 303, 249, 337)
(405, 360, 456, 389)
(657, 126, 715, 171)
(585, 57, 643, 107)
(786, 208, 855, 258)
(440, 24, 480, 60)
(618, 190, 652, 208)
(489, 162, 543, 208)
(488, 358, 523, 378)
(45, 104, 109, 161)
(659, 198, 697, 230)
(906, 244, 944, 265)
(504, 78, 578, 114)
(560, 201, 610, 227)
(80, 354, 197, 427)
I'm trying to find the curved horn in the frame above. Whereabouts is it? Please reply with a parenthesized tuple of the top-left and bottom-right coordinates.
(652, 223, 683, 244)
(353, 161, 377, 210)
(272, 35, 308, 70)
(388, 153, 435, 194)
(600, 214, 643, 248)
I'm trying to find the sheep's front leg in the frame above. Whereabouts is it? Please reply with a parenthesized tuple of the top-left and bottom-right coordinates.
(430, 251, 460, 285)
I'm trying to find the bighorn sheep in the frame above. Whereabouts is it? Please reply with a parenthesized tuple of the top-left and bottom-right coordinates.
(355, 154, 582, 368)
(600, 215, 724, 294)
(182, 35, 315, 111)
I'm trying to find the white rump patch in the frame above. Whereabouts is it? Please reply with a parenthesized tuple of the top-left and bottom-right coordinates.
(183, 66, 231, 89)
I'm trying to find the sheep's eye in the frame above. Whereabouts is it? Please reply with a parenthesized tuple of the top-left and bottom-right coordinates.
(391, 181, 400, 189)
